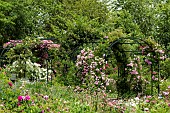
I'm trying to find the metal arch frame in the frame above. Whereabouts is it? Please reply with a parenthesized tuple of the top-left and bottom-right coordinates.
(65, 37, 160, 96)
(108, 37, 160, 96)
(0, 38, 58, 84)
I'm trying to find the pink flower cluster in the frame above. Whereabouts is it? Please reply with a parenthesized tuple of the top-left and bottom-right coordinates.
(130, 70, 138, 75)
(40, 40, 60, 49)
(3, 40, 22, 48)
(76, 48, 109, 89)
(18, 95, 30, 101)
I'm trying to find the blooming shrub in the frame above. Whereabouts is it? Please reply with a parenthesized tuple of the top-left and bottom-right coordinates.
(3, 37, 59, 80)
(6, 59, 52, 81)
(76, 48, 110, 92)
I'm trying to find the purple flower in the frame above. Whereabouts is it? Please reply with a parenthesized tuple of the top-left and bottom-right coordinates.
(25, 95, 30, 101)
(168, 86, 170, 89)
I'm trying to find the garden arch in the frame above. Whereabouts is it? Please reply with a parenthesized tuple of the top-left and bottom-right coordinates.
(0, 38, 60, 84)
(108, 37, 161, 97)
(68, 37, 163, 97)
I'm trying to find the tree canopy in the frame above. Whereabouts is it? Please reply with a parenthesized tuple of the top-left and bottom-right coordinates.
(0, 0, 170, 50)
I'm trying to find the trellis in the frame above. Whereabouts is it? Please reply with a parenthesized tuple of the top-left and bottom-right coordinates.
(108, 37, 161, 96)
(67, 37, 163, 96)
(0, 38, 59, 84)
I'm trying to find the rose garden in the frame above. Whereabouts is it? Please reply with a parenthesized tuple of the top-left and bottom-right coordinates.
(0, 0, 170, 113)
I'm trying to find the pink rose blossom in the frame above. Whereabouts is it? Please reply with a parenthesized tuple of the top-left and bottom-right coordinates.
(18, 96, 23, 101)
(25, 95, 30, 101)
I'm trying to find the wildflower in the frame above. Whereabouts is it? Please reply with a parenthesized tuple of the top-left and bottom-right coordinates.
(25, 95, 30, 101)
(18, 96, 23, 101)
(8, 82, 13, 87)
